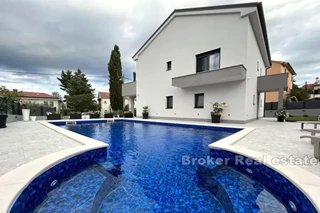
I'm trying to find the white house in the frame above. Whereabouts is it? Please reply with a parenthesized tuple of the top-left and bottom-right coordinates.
(98, 92, 111, 114)
(123, 2, 288, 123)
(15, 90, 62, 111)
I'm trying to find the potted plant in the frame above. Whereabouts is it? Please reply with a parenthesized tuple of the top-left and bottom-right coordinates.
(21, 103, 30, 122)
(275, 108, 287, 122)
(104, 109, 113, 118)
(26, 103, 40, 121)
(210, 102, 226, 123)
(0, 88, 20, 128)
(46, 111, 61, 120)
(81, 112, 90, 119)
(70, 112, 82, 119)
(89, 111, 100, 119)
(142, 106, 149, 119)
(124, 111, 133, 118)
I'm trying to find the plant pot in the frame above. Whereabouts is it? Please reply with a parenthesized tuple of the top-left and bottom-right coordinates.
(70, 113, 81, 119)
(277, 116, 285, 122)
(211, 113, 221, 123)
(22, 109, 30, 122)
(47, 114, 61, 120)
(90, 114, 100, 119)
(82, 115, 90, 119)
(104, 114, 113, 118)
(142, 112, 148, 119)
(30, 116, 37, 121)
(0, 114, 8, 128)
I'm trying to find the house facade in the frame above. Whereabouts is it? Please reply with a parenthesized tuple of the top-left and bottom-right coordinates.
(16, 90, 62, 110)
(123, 3, 288, 123)
(98, 92, 111, 115)
(265, 61, 296, 102)
(301, 77, 320, 99)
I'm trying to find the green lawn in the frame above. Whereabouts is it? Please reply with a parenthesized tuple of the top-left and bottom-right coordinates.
(286, 116, 319, 122)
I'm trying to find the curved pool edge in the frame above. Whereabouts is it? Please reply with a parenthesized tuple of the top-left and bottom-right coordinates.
(209, 128, 320, 212)
(0, 121, 108, 213)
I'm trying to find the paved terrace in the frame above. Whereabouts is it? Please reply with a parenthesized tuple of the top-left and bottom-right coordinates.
(0, 118, 320, 178)
(234, 118, 320, 177)
(0, 121, 80, 176)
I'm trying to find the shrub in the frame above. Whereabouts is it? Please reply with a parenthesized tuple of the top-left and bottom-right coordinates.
(124, 111, 133, 118)
(124, 104, 129, 111)
(303, 114, 309, 117)
(60, 109, 71, 116)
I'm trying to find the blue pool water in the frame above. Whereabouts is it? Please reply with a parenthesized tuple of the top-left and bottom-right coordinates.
(35, 121, 288, 212)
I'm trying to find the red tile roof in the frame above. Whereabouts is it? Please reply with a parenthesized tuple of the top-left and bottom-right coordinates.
(98, 92, 110, 99)
(301, 84, 317, 90)
(17, 91, 58, 99)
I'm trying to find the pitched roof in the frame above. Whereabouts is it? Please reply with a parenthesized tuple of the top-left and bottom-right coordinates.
(132, 2, 271, 67)
(301, 83, 317, 90)
(272, 60, 297, 75)
(98, 92, 110, 99)
(18, 91, 58, 99)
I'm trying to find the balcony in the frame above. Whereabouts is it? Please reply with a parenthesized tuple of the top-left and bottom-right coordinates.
(172, 65, 247, 88)
(122, 81, 136, 96)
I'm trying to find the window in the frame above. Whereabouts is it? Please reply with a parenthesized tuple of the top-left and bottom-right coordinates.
(257, 61, 259, 71)
(167, 61, 172, 71)
(196, 49, 220, 72)
(44, 101, 48, 106)
(166, 96, 173, 109)
(195, 93, 204, 108)
(49, 101, 54, 107)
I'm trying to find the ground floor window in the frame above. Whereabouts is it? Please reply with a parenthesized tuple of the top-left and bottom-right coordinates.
(195, 93, 204, 108)
(166, 96, 173, 109)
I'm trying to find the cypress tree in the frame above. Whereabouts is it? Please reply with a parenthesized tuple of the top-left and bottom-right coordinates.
(108, 45, 123, 111)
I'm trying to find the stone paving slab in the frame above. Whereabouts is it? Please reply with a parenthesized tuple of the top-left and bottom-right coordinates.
(0, 121, 80, 176)
(235, 118, 320, 177)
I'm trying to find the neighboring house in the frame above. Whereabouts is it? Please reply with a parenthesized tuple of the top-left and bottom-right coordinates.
(98, 92, 111, 114)
(301, 77, 320, 99)
(265, 61, 296, 102)
(14, 90, 62, 110)
(122, 3, 288, 123)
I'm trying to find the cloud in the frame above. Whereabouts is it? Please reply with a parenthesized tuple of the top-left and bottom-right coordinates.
(0, 0, 319, 95)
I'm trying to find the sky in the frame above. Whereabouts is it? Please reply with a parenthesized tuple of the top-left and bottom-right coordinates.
(0, 0, 319, 96)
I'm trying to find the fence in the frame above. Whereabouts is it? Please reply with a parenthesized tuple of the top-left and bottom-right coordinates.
(0, 97, 56, 116)
(265, 100, 320, 110)
(264, 100, 320, 117)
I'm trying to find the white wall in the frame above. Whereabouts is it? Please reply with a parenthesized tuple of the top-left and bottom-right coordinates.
(245, 21, 266, 119)
(135, 13, 266, 122)
(100, 98, 111, 113)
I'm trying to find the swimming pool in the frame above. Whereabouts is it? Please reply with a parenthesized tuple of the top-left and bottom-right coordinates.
(10, 120, 318, 212)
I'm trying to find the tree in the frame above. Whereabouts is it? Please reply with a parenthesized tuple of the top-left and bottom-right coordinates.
(108, 45, 123, 111)
(57, 69, 96, 112)
(287, 84, 310, 101)
(51, 91, 62, 99)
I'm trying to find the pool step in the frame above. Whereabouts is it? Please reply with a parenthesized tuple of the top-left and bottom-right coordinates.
(197, 165, 287, 213)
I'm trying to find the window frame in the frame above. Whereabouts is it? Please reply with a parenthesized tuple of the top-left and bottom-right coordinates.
(166, 61, 172, 71)
(166, 96, 173, 109)
(194, 93, 204, 109)
(196, 48, 221, 73)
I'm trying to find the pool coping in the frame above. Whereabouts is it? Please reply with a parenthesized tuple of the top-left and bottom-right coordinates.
(208, 128, 320, 212)
(1, 118, 320, 212)
(0, 119, 110, 213)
